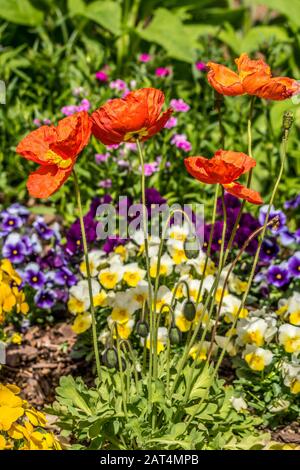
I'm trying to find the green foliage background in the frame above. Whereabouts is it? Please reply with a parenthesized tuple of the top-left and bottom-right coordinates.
(0, 0, 300, 220)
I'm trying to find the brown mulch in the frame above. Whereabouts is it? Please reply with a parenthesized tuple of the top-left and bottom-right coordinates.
(271, 423, 300, 445)
(0, 323, 91, 407)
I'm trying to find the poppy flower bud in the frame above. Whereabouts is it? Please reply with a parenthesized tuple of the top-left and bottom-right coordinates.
(136, 320, 149, 338)
(102, 347, 118, 368)
(169, 326, 182, 345)
(282, 111, 294, 132)
(184, 235, 200, 259)
(183, 300, 196, 321)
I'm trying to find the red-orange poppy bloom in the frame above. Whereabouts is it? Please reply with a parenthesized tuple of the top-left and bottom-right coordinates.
(207, 53, 300, 100)
(91, 87, 173, 145)
(184, 150, 263, 205)
(16, 112, 91, 198)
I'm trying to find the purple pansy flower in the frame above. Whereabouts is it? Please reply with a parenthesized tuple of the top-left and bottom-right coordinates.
(33, 217, 54, 240)
(34, 289, 56, 309)
(284, 194, 300, 210)
(2, 233, 27, 263)
(260, 238, 280, 262)
(24, 263, 46, 290)
(279, 229, 296, 246)
(288, 252, 300, 278)
(1, 213, 23, 235)
(267, 264, 290, 288)
(54, 266, 77, 287)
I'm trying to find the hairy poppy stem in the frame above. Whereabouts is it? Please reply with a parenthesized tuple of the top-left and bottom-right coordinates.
(136, 139, 154, 406)
(72, 169, 102, 382)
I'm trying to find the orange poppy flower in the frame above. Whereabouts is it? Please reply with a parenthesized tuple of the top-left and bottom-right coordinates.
(91, 87, 173, 145)
(184, 150, 262, 205)
(16, 112, 91, 198)
(207, 53, 300, 100)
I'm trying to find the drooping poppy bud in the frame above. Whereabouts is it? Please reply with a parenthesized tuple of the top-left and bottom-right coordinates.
(183, 300, 196, 321)
(184, 235, 200, 259)
(169, 326, 182, 345)
(102, 347, 118, 368)
(136, 320, 149, 338)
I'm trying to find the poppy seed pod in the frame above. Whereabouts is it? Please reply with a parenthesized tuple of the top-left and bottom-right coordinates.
(102, 347, 118, 368)
(184, 235, 200, 259)
(183, 300, 196, 321)
(169, 326, 182, 345)
(136, 320, 149, 338)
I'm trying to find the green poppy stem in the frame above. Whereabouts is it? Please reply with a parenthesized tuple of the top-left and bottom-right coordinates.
(72, 169, 101, 382)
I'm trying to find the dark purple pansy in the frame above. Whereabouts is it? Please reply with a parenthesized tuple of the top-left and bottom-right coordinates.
(1, 213, 23, 235)
(288, 253, 300, 278)
(39, 248, 67, 270)
(102, 235, 127, 254)
(34, 289, 56, 309)
(54, 266, 77, 287)
(24, 263, 46, 290)
(260, 238, 280, 262)
(33, 217, 54, 240)
(2, 233, 27, 263)
(204, 220, 226, 253)
(65, 213, 97, 254)
(267, 264, 290, 288)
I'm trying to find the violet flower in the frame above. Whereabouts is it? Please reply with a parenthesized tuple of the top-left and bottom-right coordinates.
(170, 99, 190, 112)
(24, 263, 46, 290)
(288, 252, 300, 278)
(267, 264, 290, 288)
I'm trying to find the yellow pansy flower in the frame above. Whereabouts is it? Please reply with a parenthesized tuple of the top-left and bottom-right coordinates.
(72, 313, 92, 334)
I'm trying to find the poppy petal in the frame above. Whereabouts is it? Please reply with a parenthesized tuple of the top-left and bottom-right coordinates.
(207, 62, 244, 96)
(254, 77, 300, 101)
(184, 157, 218, 184)
(52, 111, 91, 160)
(16, 126, 57, 165)
(27, 164, 74, 199)
(92, 87, 170, 144)
(223, 182, 263, 205)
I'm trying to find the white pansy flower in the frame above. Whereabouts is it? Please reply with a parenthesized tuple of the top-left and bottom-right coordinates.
(80, 250, 106, 277)
(279, 324, 300, 353)
(68, 279, 100, 314)
(122, 262, 146, 287)
(150, 253, 173, 278)
(98, 263, 124, 289)
(243, 345, 273, 371)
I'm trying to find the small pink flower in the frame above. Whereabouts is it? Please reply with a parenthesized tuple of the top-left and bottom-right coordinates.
(77, 99, 90, 112)
(196, 61, 207, 72)
(138, 53, 152, 63)
(164, 116, 178, 129)
(110, 79, 128, 92)
(106, 144, 120, 151)
(99, 178, 112, 188)
(171, 134, 192, 152)
(117, 159, 130, 168)
(33, 118, 41, 127)
(170, 98, 190, 112)
(125, 142, 137, 152)
(95, 153, 110, 164)
(61, 104, 78, 116)
(140, 162, 159, 176)
(95, 70, 108, 82)
(155, 67, 171, 77)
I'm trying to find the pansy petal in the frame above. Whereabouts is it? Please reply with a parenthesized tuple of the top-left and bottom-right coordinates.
(27, 164, 74, 198)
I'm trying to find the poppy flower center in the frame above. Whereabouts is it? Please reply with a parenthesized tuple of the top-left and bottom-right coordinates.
(124, 127, 149, 142)
(46, 150, 73, 169)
